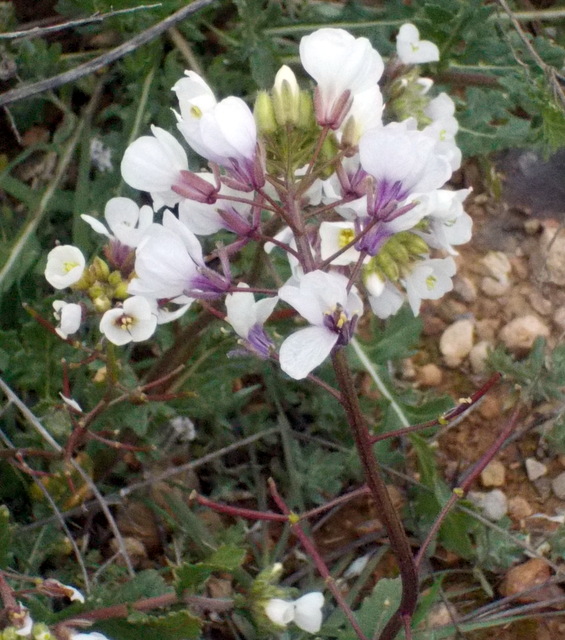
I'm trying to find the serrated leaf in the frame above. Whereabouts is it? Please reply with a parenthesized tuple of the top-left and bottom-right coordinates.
(207, 544, 247, 571)
(96, 570, 172, 607)
(174, 563, 213, 594)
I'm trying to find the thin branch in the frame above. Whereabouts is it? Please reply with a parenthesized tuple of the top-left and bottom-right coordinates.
(0, 377, 135, 577)
(0, 4, 163, 40)
(0, 427, 90, 591)
(0, 0, 218, 107)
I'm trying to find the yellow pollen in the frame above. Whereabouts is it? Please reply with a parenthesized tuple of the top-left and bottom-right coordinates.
(117, 315, 135, 331)
(439, 128, 447, 141)
(338, 228, 355, 249)
(63, 261, 79, 273)
(425, 275, 437, 291)
(190, 105, 203, 119)
(336, 310, 347, 329)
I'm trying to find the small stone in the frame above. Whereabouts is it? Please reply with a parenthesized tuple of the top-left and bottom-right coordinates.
(528, 290, 552, 316)
(479, 251, 512, 296)
(498, 315, 550, 354)
(551, 471, 565, 499)
(540, 226, 565, 285)
(481, 251, 512, 280)
(499, 558, 551, 600)
(468, 489, 508, 521)
(508, 496, 533, 519)
(400, 358, 417, 381)
(439, 318, 474, 368)
(469, 340, 492, 375)
(525, 458, 548, 482)
(480, 460, 506, 487)
(417, 363, 443, 388)
(559, 455, 565, 468)
(480, 276, 511, 297)
(478, 395, 501, 420)
(553, 306, 565, 331)
(453, 275, 477, 303)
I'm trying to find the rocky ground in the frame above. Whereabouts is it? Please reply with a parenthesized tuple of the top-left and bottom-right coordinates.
(408, 153, 565, 638)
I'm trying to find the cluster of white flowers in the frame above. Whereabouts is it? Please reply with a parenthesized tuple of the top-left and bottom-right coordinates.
(44, 23, 470, 381)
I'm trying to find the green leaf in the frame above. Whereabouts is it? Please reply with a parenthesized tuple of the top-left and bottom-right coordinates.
(354, 578, 402, 640)
(174, 563, 213, 595)
(207, 544, 247, 571)
(98, 609, 201, 640)
(95, 570, 172, 607)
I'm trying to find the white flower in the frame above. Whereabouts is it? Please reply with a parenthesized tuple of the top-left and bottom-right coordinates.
(129, 212, 229, 303)
(121, 126, 189, 208)
(319, 221, 362, 266)
(12, 603, 33, 636)
(71, 634, 112, 640)
(278, 271, 362, 379)
(52, 301, 82, 339)
(396, 23, 440, 65)
(265, 592, 324, 634)
(82, 198, 153, 248)
(403, 256, 456, 315)
(422, 93, 461, 170)
(225, 284, 278, 358)
(414, 189, 472, 254)
(172, 71, 217, 126)
(173, 73, 259, 186)
(99, 296, 157, 346)
(299, 28, 384, 128)
(128, 215, 202, 302)
(365, 273, 405, 319)
(45, 245, 85, 289)
(359, 121, 452, 214)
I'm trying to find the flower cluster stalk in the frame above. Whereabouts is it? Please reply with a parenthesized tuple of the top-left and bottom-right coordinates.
(332, 350, 418, 640)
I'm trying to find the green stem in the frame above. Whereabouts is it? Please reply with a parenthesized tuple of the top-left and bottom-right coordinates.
(331, 350, 418, 640)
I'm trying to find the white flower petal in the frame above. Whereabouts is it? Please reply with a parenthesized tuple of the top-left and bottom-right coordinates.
(293, 592, 324, 634)
(279, 326, 338, 379)
(265, 599, 295, 627)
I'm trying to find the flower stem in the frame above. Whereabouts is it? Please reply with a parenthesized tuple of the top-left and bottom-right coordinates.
(331, 350, 418, 640)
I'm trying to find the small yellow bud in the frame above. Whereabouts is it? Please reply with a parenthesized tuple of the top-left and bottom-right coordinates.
(375, 252, 400, 281)
(92, 295, 111, 313)
(113, 281, 130, 300)
(398, 232, 429, 256)
(91, 256, 110, 281)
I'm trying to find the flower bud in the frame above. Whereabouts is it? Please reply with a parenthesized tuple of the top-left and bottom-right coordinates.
(298, 91, 314, 130)
(32, 623, 54, 640)
(398, 231, 429, 256)
(92, 294, 111, 313)
(107, 270, 123, 287)
(91, 257, 110, 281)
(384, 237, 410, 264)
(254, 91, 277, 135)
(375, 251, 400, 281)
(272, 65, 300, 126)
(113, 281, 130, 300)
